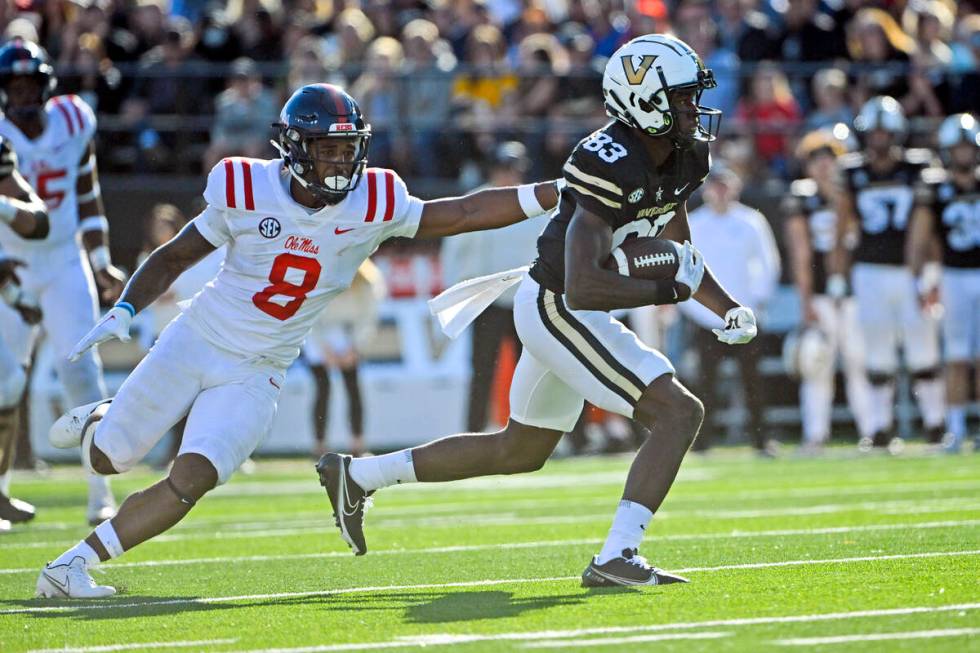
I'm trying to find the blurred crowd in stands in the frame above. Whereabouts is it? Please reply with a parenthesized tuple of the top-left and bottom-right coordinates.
(0, 0, 976, 180)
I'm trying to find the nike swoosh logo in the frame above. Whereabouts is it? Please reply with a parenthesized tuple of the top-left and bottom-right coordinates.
(334, 227, 355, 235)
(43, 570, 70, 596)
(268, 378, 280, 390)
(674, 183, 690, 195)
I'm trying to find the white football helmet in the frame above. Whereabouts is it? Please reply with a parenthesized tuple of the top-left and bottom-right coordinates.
(782, 327, 833, 380)
(602, 34, 720, 146)
(853, 95, 907, 142)
(937, 113, 979, 162)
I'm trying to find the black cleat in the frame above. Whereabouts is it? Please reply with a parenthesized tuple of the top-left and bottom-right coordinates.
(316, 453, 372, 555)
(0, 494, 35, 523)
(581, 549, 689, 587)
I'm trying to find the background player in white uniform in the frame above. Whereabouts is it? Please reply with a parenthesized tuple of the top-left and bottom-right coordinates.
(909, 113, 980, 451)
(0, 39, 122, 523)
(835, 96, 945, 449)
(319, 35, 758, 587)
(0, 167, 48, 526)
(783, 130, 873, 452)
(35, 83, 560, 598)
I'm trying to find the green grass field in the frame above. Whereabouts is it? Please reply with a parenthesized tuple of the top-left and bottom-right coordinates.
(1, 448, 978, 652)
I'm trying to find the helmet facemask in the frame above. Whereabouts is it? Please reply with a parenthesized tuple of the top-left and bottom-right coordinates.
(275, 126, 371, 206)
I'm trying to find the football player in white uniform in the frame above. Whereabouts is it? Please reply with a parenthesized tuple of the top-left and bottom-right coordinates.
(0, 39, 122, 523)
(908, 113, 980, 452)
(319, 35, 757, 587)
(35, 83, 560, 598)
(783, 130, 874, 452)
(834, 97, 945, 449)
(0, 167, 48, 526)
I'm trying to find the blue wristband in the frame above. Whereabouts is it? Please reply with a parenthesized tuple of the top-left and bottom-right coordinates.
(115, 301, 136, 317)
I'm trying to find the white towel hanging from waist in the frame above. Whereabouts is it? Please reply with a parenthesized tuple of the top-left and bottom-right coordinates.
(428, 266, 529, 339)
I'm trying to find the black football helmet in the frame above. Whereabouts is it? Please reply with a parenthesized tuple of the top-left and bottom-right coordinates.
(0, 39, 56, 122)
(273, 84, 371, 204)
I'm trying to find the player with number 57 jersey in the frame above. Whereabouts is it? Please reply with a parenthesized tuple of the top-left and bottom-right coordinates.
(35, 83, 560, 599)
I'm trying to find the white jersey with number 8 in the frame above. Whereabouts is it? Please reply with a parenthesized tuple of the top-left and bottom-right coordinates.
(184, 157, 423, 368)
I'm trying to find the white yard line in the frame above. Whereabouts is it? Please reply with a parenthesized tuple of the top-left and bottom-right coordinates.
(1, 518, 976, 575)
(2, 550, 977, 616)
(223, 603, 980, 652)
(28, 640, 239, 653)
(4, 497, 977, 551)
(521, 632, 732, 648)
(773, 627, 980, 646)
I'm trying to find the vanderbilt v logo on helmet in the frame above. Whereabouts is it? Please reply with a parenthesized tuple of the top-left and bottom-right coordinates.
(621, 54, 658, 85)
(603, 34, 721, 147)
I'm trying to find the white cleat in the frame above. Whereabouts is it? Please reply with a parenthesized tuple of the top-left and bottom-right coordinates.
(87, 475, 117, 526)
(35, 557, 116, 599)
(49, 399, 111, 449)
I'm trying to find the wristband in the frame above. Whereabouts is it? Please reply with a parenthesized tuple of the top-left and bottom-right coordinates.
(651, 280, 683, 305)
(88, 245, 111, 272)
(77, 185, 101, 204)
(0, 196, 18, 223)
(917, 262, 941, 295)
(115, 301, 136, 317)
(517, 184, 547, 218)
(79, 215, 109, 232)
(0, 279, 22, 305)
(826, 274, 848, 300)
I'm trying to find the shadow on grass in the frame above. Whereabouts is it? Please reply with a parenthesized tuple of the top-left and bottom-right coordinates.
(3, 585, 639, 622)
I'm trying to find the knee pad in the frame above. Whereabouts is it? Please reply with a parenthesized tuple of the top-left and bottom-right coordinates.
(867, 372, 895, 387)
(56, 355, 106, 407)
(0, 366, 26, 409)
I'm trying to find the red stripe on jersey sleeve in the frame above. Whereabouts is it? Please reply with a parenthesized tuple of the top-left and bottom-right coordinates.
(54, 99, 75, 136)
(67, 96, 84, 134)
(241, 160, 255, 210)
(224, 159, 236, 208)
(364, 171, 377, 222)
(382, 171, 395, 221)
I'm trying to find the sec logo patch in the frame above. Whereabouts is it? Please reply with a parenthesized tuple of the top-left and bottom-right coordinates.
(258, 217, 281, 239)
(629, 188, 645, 204)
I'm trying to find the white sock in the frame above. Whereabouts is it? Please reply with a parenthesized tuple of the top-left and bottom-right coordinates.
(51, 540, 102, 568)
(947, 406, 967, 438)
(93, 519, 124, 558)
(596, 500, 653, 564)
(913, 377, 946, 429)
(349, 450, 417, 492)
(0, 470, 10, 497)
(88, 471, 111, 494)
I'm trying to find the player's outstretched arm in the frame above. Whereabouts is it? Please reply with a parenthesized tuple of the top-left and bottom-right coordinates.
(76, 141, 127, 302)
(68, 223, 216, 361)
(414, 181, 560, 239)
(564, 207, 690, 311)
(0, 170, 49, 239)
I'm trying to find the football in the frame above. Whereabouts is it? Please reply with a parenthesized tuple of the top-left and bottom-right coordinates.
(604, 237, 680, 280)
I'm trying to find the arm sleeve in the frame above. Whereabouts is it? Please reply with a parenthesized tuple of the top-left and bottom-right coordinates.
(190, 205, 232, 247)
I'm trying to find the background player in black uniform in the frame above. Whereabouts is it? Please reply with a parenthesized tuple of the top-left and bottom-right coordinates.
(320, 34, 758, 587)
(909, 113, 980, 452)
(783, 130, 873, 453)
(834, 96, 945, 449)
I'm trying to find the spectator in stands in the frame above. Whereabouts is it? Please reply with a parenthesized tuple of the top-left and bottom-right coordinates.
(681, 165, 781, 455)
(323, 8, 376, 79)
(736, 62, 801, 177)
(715, 0, 781, 62)
(803, 68, 853, 132)
(351, 37, 405, 170)
(509, 33, 567, 176)
(440, 142, 548, 432)
(846, 8, 916, 107)
(452, 24, 518, 164)
(235, 7, 282, 61)
(948, 15, 980, 113)
(676, 2, 740, 119)
(582, 0, 628, 58)
(287, 36, 342, 93)
(904, 1, 955, 116)
(58, 33, 125, 115)
(401, 18, 457, 178)
(203, 57, 278, 170)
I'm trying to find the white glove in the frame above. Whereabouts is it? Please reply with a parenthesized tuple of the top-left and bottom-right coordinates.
(713, 306, 758, 345)
(674, 240, 705, 296)
(69, 305, 133, 362)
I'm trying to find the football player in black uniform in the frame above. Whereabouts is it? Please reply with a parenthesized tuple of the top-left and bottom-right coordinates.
(783, 129, 874, 453)
(319, 34, 758, 587)
(909, 113, 980, 452)
(834, 96, 945, 450)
